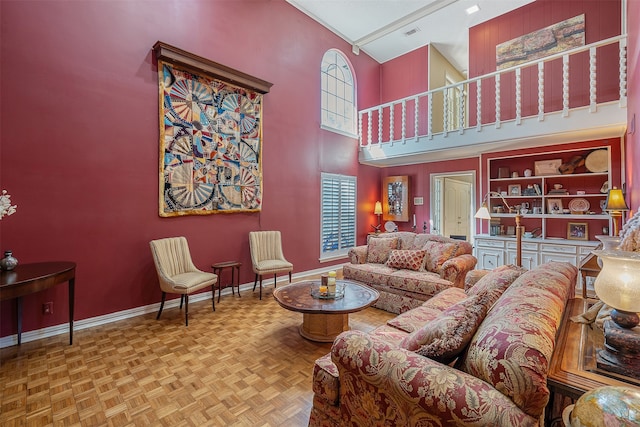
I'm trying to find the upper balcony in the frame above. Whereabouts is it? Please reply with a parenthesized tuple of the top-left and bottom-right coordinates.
(358, 35, 628, 167)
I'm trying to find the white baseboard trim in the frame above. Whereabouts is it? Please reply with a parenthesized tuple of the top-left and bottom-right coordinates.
(0, 264, 347, 349)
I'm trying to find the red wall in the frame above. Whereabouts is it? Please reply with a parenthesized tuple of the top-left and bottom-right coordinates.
(379, 157, 481, 235)
(468, 0, 622, 124)
(626, 0, 640, 212)
(0, 1, 381, 337)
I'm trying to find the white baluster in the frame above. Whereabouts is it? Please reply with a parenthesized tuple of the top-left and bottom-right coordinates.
(476, 80, 482, 131)
(443, 88, 449, 137)
(515, 67, 522, 125)
(589, 47, 597, 112)
(415, 97, 420, 139)
(367, 110, 372, 147)
(537, 62, 545, 121)
(401, 100, 406, 141)
(495, 74, 501, 128)
(562, 54, 569, 117)
(619, 38, 627, 107)
(427, 94, 432, 139)
(378, 106, 383, 144)
(459, 85, 465, 134)
(389, 104, 395, 145)
(358, 112, 363, 147)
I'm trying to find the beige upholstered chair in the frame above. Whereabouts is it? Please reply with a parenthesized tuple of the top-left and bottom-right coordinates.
(149, 236, 218, 326)
(249, 231, 293, 299)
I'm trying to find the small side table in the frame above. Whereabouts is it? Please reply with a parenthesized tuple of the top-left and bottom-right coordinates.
(211, 261, 241, 303)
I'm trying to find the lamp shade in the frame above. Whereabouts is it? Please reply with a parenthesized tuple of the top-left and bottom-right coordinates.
(374, 201, 383, 215)
(605, 187, 629, 211)
(474, 203, 492, 220)
(592, 250, 640, 314)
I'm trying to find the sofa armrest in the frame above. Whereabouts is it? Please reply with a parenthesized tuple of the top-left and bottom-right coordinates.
(347, 245, 368, 264)
(331, 330, 536, 426)
(440, 253, 477, 288)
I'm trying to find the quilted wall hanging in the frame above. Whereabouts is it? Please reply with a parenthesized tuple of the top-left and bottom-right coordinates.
(153, 42, 272, 216)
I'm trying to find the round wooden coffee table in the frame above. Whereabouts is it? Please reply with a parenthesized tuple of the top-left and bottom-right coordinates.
(273, 280, 379, 342)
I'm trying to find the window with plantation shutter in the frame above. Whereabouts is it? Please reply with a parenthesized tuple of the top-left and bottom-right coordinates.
(320, 173, 356, 259)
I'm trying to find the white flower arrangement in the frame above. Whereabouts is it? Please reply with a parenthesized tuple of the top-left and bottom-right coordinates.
(0, 190, 17, 220)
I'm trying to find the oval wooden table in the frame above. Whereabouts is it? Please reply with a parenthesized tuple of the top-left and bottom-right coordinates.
(273, 280, 379, 342)
(0, 261, 76, 345)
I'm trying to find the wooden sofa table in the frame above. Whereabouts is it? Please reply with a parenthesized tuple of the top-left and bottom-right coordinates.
(0, 261, 76, 345)
(546, 298, 640, 423)
(273, 280, 379, 342)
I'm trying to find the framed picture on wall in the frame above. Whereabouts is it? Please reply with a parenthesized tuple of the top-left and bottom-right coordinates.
(382, 176, 409, 222)
(546, 198, 563, 214)
(508, 184, 521, 196)
(567, 222, 588, 240)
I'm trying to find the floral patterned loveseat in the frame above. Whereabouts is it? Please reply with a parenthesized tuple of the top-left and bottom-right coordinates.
(309, 261, 578, 427)
(343, 232, 477, 314)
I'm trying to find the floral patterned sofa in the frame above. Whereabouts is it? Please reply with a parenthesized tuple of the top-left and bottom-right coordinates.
(309, 261, 578, 427)
(343, 232, 477, 314)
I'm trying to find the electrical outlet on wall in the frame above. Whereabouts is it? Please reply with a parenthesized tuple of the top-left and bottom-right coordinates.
(43, 302, 53, 315)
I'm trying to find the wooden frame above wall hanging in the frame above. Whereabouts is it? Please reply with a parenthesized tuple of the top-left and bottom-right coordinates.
(153, 41, 273, 217)
(382, 176, 409, 222)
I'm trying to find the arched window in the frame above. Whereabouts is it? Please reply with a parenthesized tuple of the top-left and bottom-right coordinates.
(321, 49, 357, 137)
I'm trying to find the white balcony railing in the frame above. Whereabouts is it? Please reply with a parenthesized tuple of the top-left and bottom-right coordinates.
(358, 35, 628, 166)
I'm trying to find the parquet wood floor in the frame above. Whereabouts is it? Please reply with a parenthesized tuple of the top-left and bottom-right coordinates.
(0, 276, 393, 426)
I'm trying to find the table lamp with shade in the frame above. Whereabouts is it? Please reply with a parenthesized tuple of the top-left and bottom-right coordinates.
(592, 249, 640, 379)
(604, 187, 629, 236)
(475, 191, 523, 267)
(372, 201, 383, 233)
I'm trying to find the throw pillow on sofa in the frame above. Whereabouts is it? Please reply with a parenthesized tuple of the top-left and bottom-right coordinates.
(400, 291, 495, 364)
(422, 241, 459, 273)
(366, 237, 399, 264)
(385, 249, 426, 271)
(466, 264, 527, 305)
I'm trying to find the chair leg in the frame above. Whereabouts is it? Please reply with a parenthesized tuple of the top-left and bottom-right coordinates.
(180, 295, 185, 309)
(156, 292, 167, 320)
(288, 271, 292, 283)
(259, 276, 263, 300)
(274, 274, 277, 289)
(211, 284, 216, 312)
(253, 273, 258, 291)
(184, 294, 189, 326)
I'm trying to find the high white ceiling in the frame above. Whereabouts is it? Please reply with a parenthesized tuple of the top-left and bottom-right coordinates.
(286, 0, 534, 75)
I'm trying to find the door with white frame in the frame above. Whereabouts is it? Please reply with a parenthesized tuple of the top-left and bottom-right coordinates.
(431, 172, 476, 241)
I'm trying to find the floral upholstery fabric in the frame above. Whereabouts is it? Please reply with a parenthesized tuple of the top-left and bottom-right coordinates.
(344, 233, 476, 315)
(385, 249, 426, 271)
(365, 289, 425, 314)
(439, 254, 478, 288)
(366, 237, 398, 264)
(466, 264, 527, 298)
(387, 287, 467, 333)
(422, 241, 459, 273)
(308, 262, 577, 427)
(342, 263, 395, 287)
(387, 270, 452, 296)
(326, 331, 539, 427)
(459, 262, 577, 419)
(368, 324, 410, 346)
(401, 291, 495, 363)
(312, 353, 339, 406)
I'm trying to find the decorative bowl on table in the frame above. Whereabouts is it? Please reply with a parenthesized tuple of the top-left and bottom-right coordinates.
(310, 282, 345, 300)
